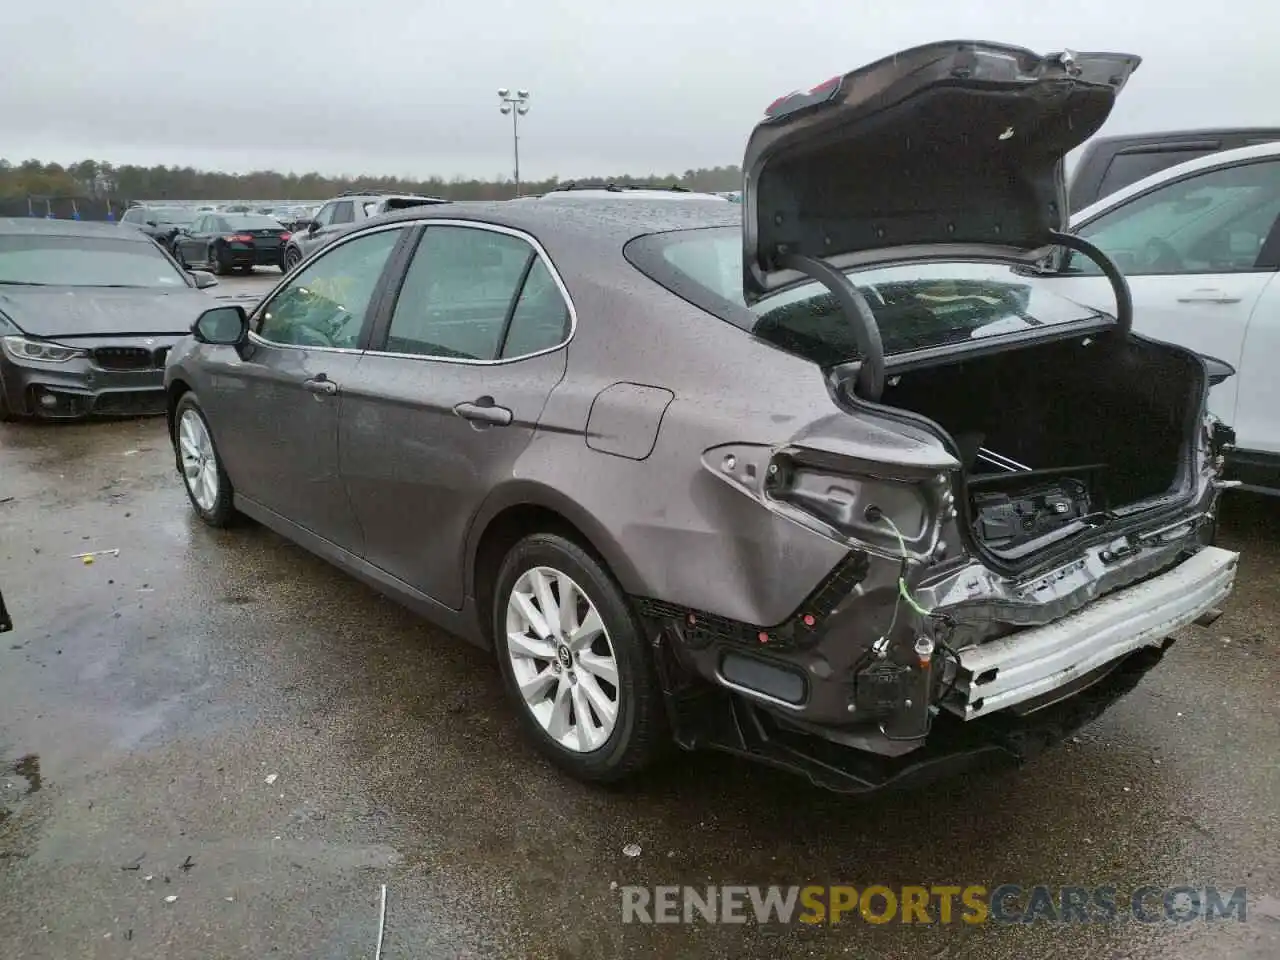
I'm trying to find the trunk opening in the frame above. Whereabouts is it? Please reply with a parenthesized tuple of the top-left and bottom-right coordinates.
(877, 334, 1203, 564)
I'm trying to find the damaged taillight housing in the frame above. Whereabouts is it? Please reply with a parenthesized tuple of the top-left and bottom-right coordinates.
(702, 443, 956, 559)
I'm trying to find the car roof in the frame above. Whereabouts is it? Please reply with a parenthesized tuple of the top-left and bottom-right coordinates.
(1071, 139, 1280, 224)
(372, 197, 741, 245)
(0, 218, 156, 242)
(1086, 127, 1280, 148)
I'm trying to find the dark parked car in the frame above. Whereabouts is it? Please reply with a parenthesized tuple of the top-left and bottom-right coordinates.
(173, 213, 292, 274)
(165, 41, 1238, 792)
(0, 219, 225, 420)
(1068, 127, 1280, 212)
(282, 192, 448, 271)
(118, 204, 200, 252)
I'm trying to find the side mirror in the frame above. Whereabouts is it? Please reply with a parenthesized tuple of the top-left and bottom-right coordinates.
(307, 220, 320, 233)
(145, 220, 158, 228)
(189, 270, 219, 289)
(1201, 354, 1236, 387)
(192, 305, 249, 346)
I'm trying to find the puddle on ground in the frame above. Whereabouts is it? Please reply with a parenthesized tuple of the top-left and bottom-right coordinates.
(11, 754, 40, 794)
(1, 753, 41, 831)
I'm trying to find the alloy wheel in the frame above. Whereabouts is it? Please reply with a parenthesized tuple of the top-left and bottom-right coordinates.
(505, 566, 620, 753)
(178, 409, 219, 512)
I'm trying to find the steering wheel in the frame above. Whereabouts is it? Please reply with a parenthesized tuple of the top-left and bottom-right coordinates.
(1138, 237, 1182, 273)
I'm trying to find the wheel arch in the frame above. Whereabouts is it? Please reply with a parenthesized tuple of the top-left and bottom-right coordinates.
(466, 482, 645, 647)
(166, 378, 193, 469)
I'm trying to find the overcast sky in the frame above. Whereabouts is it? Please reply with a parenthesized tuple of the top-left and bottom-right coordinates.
(2, 0, 1275, 180)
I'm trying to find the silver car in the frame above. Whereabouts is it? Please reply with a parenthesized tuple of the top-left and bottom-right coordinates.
(281, 192, 448, 271)
(164, 41, 1238, 792)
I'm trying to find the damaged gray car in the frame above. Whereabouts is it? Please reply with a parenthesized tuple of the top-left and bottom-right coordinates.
(166, 41, 1239, 792)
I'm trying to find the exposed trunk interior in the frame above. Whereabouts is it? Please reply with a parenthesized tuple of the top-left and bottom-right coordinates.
(879, 334, 1203, 563)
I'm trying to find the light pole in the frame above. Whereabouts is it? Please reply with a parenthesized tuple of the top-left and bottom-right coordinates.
(498, 88, 530, 197)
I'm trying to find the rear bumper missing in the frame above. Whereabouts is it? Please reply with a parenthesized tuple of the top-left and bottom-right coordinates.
(950, 545, 1238, 719)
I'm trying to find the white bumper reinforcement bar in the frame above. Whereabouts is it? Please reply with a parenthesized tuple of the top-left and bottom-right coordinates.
(950, 546, 1239, 720)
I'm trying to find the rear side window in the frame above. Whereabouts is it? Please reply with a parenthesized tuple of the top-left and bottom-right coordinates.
(501, 259, 571, 358)
(384, 226, 536, 360)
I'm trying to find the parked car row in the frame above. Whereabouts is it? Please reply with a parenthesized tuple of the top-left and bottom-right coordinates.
(156, 41, 1240, 795)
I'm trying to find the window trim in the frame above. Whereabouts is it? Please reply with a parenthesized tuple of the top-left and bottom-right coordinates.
(247, 222, 413, 355)
(366, 219, 578, 366)
(1070, 156, 1280, 277)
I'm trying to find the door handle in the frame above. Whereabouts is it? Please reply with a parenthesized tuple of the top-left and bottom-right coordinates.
(1176, 289, 1243, 304)
(303, 376, 338, 396)
(453, 397, 513, 426)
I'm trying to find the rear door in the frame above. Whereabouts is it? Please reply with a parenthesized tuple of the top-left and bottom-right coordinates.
(339, 222, 572, 608)
(1046, 156, 1280, 441)
(206, 224, 410, 554)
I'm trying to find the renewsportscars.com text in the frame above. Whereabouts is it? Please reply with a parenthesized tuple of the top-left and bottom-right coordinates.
(619, 884, 1249, 925)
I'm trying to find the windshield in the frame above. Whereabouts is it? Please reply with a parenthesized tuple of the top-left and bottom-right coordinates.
(0, 235, 189, 288)
(150, 207, 197, 225)
(628, 227, 1106, 365)
(224, 214, 285, 230)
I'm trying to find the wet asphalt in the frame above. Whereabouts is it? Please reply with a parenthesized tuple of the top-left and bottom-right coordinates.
(1, 271, 1278, 959)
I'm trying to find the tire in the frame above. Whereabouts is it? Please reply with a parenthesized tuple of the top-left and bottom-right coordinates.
(283, 246, 302, 271)
(207, 245, 224, 276)
(173, 393, 236, 527)
(0, 377, 15, 422)
(239, 265, 254, 275)
(493, 533, 666, 783)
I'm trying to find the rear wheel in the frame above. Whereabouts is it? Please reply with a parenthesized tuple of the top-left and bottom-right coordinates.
(493, 533, 666, 783)
(207, 245, 224, 276)
(174, 394, 236, 527)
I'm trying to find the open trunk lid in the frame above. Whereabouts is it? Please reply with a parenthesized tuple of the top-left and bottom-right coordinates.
(742, 40, 1141, 303)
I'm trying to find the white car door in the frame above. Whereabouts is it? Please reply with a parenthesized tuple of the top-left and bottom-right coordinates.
(1041, 156, 1280, 449)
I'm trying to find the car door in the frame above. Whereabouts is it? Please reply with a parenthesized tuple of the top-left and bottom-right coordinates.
(339, 222, 572, 608)
(180, 216, 210, 263)
(1232, 275, 1280, 462)
(204, 224, 411, 554)
(298, 202, 338, 258)
(304, 200, 353, 259)
(1045, 157, 1280, 440)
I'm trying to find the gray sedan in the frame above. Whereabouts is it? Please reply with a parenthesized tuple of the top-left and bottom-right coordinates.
(165, 40, 1236, 792)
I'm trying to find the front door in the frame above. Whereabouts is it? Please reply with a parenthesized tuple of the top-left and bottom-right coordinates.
(339, 223, 572, 608)
(207, 225, 409, 554)
(1046, 156, 1280, 440)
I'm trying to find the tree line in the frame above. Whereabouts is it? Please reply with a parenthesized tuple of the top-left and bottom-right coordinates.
(0, 158, 743, 202)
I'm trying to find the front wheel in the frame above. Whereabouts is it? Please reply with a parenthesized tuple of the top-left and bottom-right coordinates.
(207, 246, 224, 276)
(493, 533, 666, 783)
(283, 246, 302, 271)
(174, 394, 236, 527)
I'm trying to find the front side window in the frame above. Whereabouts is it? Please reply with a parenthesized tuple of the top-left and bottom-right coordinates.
(122, 208, 144, 224)
(0, 235, 190, 288)
(383, 226, 546, 360)
(313, 203, 336, 228)
(257, 228, 403, 348)
(625, 227, 1107, 366)
(1075, 159, 1280, 276)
